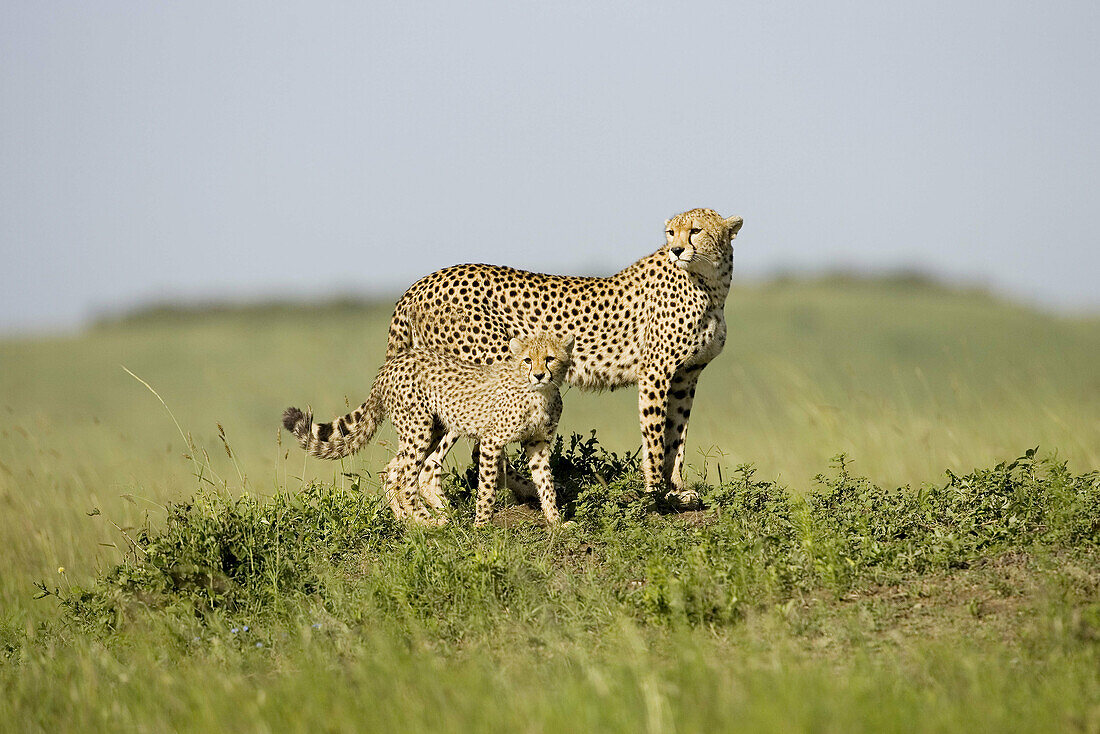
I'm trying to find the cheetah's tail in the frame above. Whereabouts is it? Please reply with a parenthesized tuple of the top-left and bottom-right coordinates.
(282, 391, 384, 460)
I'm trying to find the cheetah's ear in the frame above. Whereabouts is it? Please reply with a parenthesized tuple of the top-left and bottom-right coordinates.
(725, 216, 744, 238)
(507, 337, 524, 355)
(561, 334, 575, 357)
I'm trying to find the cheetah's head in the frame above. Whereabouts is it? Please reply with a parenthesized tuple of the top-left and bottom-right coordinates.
(664, 208, 743, 274)
(507, 333, 575, 391)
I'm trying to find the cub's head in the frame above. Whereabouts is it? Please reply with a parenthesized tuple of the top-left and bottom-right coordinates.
(663, 208, 743, 273)
(507, 333, 575, 391)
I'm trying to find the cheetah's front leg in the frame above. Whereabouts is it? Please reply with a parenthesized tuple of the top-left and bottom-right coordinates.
(637, 370, 672, 497)
(470, 441, 540, 502)
(474, 441, 504, 526)
(663, 364, 705, 509)
(522, 439, 560, 525)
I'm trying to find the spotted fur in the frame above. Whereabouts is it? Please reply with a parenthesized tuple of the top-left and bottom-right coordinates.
(283, 333, 573, 526)
(384, 208, 743, 508)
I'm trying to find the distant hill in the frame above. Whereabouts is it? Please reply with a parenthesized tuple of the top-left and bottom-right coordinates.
(91, 271, 1017, 329)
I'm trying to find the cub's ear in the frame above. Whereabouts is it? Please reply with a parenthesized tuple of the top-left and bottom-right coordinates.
(508, 337, 524, 355)
(725, 216, 744, 237)
(561, 334, 576, 356)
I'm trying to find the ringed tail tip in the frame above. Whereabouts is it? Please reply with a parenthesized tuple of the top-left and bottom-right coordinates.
(282, 407, 307, 433)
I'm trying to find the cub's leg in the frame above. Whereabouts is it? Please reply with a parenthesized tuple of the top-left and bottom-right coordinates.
(418, 429, 460, 516)
(383, 449, 428, 522)
(662, 364, 705, 509)
(414, 421, 445, 508)
(471, 442, 540, 501)
(381, 455, 410, 519)
(390, 414, 438, 526)
(522, 439, 560, 526)
(474, 441, 504, 526)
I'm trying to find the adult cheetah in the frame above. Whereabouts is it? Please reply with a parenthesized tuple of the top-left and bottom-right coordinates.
(283, 333, 574, 526)
(385, 208, 743, 508)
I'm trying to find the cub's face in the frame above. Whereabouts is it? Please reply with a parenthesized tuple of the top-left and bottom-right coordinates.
(508, 334, 575, 391)
(664, 208, 744, 274)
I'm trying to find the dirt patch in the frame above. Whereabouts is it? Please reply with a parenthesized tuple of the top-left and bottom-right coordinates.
(668, 509, 714, 528)
(491, 504, 544, 529)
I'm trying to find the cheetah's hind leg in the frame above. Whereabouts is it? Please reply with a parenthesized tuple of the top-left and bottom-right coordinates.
(381, 455, 414, 520)
(385, 449, 435, 526)
(417, 429, 460, 526)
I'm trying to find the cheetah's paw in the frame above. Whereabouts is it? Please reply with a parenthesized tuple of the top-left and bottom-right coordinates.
(666, 487, 703, 511)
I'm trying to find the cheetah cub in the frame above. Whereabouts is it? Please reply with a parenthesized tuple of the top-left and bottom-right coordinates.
(282, 333, 574, 527)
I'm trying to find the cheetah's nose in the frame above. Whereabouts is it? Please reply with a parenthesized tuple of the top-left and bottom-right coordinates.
(533, 372, 546, 382)
(670, 246, 685, 258)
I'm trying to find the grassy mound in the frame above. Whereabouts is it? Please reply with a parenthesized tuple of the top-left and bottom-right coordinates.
(37, 438, 1099, 639)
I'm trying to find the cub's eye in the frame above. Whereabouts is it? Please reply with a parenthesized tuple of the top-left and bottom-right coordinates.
(666, 230, 674, 237)
(523, 357, 532, 364)
(545, 356, 554, 365)
(690, 228, 701, 235)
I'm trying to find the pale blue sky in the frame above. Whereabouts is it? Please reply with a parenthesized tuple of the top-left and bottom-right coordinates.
(2, 1, 1098, 333)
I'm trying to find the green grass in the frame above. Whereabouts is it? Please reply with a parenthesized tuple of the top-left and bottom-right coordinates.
(1, 279, 1099, 731)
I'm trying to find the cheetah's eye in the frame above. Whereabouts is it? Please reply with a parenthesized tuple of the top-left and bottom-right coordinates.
(545, 356, 554, 365)
(690, 228, 701, 235)
(523, 357, 532, 364)
(666, 230, 674, 237)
